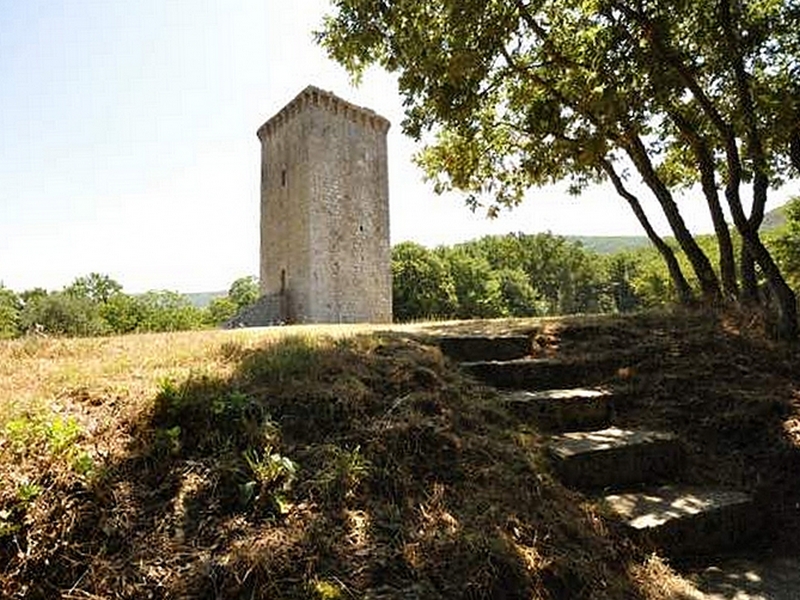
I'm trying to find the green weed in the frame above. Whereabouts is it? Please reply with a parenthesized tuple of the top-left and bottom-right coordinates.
(71, 450, 95, 477)
(16, 482, 42, 504)
(311, 579, 345, 599)
(312, 445, 371, 502)
(4, 414, 82, 457)
(154, 425, 182, 456)
(45, 415, 82, 453)
(0, 481, 43, 539)
(240, 445, 298, 515)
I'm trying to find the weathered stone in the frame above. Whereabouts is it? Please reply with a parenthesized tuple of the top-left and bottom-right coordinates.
(548, 427, 683, 489)
(462, 355, 621, 389)
(436, 335, 531, 362)
(225, 294, 285, 328)
(256, 86, 392, 324)
(604, 486, 757, 558)
(501, 388, 612, 430)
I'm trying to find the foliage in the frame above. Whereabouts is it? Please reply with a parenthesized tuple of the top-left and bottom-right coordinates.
(206, 297, 238, 326)
(99, 293, 149, 334)
(437, 246, 505, 318)
(137, 291, 205, 332)
(770, 197, 800, 291)
(392, 233, 618, 321)
(228, 276, 259, 311)
(0, 274, 265, 337)
(0, 287, 21, 339)
(65, 273, 123, 304)
(392, 242, 458, 321)
(19, 292, 107, 337)
(318, 0, 800, 336)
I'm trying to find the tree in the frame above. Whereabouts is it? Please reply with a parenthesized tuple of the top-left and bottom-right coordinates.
(19, 292, 107, 337)
(65, 273, 123, 304)
(0, 286, 21, 338)
(99, 294, 148, 334)
(438, 246, 505, 318)
(206, 297, 239, 327)
(20, 287, 49, 307)
(769, 197, 800, 292)
(138, 291, 205, 332)
(493, 267, 545, 317)
(319, 0, 800, 337)
(392, 242, 457, 321)
(228, 276, 260, 311)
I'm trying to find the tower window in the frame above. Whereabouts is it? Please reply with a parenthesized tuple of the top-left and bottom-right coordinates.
(281, 169, 287, 187)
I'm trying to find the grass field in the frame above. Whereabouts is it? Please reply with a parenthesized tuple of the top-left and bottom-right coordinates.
(1, 311, 798, 598)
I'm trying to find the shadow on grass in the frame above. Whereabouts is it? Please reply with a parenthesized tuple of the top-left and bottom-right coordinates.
(4, 313, 798, 599)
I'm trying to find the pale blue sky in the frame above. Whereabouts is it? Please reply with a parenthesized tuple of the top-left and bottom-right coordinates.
(0, 1, 788, 293)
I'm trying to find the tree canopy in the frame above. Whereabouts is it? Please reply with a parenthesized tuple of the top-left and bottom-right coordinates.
(318, 0, 800, 337)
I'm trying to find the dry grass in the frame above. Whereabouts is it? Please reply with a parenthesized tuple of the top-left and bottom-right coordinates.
(1, 311, 798, 599)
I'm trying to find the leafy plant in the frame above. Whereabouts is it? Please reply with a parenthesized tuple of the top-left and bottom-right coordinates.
(45, 416, 82, 454)
(16, 482, 42, 504)
(240, 445, 298, 514)
(311, 445, 371, 502)
(71, 450, 95, 477)
(4, 414, 83, 458)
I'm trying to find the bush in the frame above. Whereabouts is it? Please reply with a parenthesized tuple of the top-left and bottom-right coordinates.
(0, 287, 21, 338)
(19, 292, 107, 337)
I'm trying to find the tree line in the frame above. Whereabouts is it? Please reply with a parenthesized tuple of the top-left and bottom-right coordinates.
(3, 196, 800, 336)
(0, 275, 259, 339)
(393, 198, 800, 322)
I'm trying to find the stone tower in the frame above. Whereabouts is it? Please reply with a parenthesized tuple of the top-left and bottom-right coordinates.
(254, 85, 392, 324)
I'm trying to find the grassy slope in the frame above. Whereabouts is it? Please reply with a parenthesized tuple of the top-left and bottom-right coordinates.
(1, 313, 799, 599)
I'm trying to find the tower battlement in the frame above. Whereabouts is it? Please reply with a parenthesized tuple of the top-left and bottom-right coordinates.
(257, 86, 391, 141)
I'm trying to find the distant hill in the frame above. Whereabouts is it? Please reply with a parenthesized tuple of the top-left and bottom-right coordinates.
(184, 291, 226, 308)
(761, 204, 787, 231)
(563, 204, 789, 255)
(566, 235, 651, 254)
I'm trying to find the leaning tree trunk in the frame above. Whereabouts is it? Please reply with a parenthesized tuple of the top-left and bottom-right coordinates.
(624, 133, 722, 302)
(669, 109, 739, 298)
(601, 159, 694, 304)
(617, 0, 796, 336)
(739, 174, 768, 305)
(728, 194, 798, 338)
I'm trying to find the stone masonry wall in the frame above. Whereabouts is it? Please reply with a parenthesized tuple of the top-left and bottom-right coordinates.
(256, 86, 392, 324)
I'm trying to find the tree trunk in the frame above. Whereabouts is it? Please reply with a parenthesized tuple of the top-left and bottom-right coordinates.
(791, 128, 800, 173)
(669, 109, 738, 298)
(727, 192, 798, 338)
(601, 159, 694, 304)
(624, 133, 722, 302)
(739, 247, 759, 305)
(718, 0, 797, 335)
(628, 0, 796, 337)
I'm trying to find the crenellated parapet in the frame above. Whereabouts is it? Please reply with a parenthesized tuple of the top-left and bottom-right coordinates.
(257, 85, 391, 141)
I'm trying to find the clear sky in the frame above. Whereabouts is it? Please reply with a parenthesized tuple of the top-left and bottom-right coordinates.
(0, 1, 792, 294)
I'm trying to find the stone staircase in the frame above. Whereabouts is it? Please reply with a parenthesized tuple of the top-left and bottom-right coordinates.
(437, 333, 761, 562)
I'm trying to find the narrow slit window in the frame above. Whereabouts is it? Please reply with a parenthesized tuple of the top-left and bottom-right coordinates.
(281, 169, 287, 187)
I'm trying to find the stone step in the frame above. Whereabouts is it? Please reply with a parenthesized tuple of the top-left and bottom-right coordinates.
(436, 335, 531, 362)
(501, 388, 612, 431)
(462, 354, 622, 390)
(604, 485, 758, 559)
(548, 427, 683, 490)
